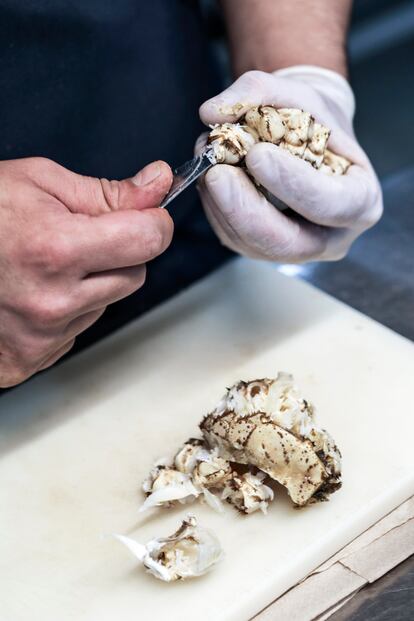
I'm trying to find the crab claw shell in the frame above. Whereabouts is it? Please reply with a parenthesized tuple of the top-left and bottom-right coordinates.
(114, 515, 223, 581)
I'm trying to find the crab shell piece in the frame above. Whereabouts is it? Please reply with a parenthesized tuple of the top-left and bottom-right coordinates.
(114, 515, 223, 582)
(321, 148, 352, 175)
(206, 106, 351, 175)
(174, 438, 211, 474)
(140, 466, 200, 511)
(221, 471, 274, 514)
(192, 456, 233, 489)
(244, 106, 285, 144)
(303, 122, 331, 169)
(207, 123, 259, 164)
(200, 375, 341, 506)
(277, 108, 313, 146)
(141, 441, 234, 512)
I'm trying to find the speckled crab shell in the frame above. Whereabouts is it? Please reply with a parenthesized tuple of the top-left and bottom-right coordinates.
(200, 376, 342, 506)
(114, 515, 223, 582)
(207, 105, 350, 173)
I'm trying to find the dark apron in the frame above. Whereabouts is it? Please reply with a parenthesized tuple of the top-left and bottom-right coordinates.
(0, 0, 232, 364)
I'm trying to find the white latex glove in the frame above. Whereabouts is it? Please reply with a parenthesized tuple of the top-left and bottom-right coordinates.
(197, 66, 383, 263)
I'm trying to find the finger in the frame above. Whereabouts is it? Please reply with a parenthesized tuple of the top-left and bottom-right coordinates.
(199, 72, 367, 166)
(203, 164, 329, 262)
(245, 142, 377, 228)
(63, 307, 106, 339)
(79, 265, 147, 312)
(200, 71, 324, 124)
(37, 338, 76, 371)
(30, 158, 173, 216)
(71, 207, 174, 273)
(197, 179, 240, 252)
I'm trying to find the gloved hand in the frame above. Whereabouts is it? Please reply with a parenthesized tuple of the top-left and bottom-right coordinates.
(197, 66, 383, 263)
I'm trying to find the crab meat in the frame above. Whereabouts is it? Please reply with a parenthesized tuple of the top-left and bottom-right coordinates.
(142, 442, 233, 512)
(200, 373, 342, 506)
(321, 148, 351, 175)
(245, 106, 285, 144)
(206, 105, 350, 175)
(277, 108, 312, 150)
(207, 122, 259, 164)
(192, 454, 233, 489)
(174, 438, 212, 474)
(221, 471, 274, 514)
(140, 463, 200, 511)
(303, 122, 331, 168)
(114, 515, 223, 582)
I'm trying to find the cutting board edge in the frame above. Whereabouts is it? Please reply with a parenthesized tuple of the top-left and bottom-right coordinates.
(237, 475, 414, 621)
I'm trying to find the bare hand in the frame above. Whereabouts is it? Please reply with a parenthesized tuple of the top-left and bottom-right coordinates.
(0, 157, 173, 387)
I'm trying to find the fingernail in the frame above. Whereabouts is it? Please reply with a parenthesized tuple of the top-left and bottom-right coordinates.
(132, 162, 161, 186)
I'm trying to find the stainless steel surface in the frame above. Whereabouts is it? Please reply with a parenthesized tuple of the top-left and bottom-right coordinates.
(160, 150, 214, 208)
(284, 166, 414, 342)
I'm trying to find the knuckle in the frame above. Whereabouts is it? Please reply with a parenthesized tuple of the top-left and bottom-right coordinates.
(359, 197, 383, 229)
(24, 294, 70, 328)
(145, 227, 166, 257)
(24, 156, 56, 178)
(2, 351, 40, 387)
(162, 213, 174, 245)
(24, 233, 72, 274)
(17, 333, 50, 363)
(328, 247, 348, 261)
(97, 178, 121, 211)
(2, 366, 31, 387)
(122, 266, 147, 296)
(110, 266, 147, 300)
(59, 338, 76, 357)
(137, 265, 147, 288)
(242, 70, 270, 88)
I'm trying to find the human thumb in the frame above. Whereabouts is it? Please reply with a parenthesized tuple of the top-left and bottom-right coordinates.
(40, 159, 173, 216)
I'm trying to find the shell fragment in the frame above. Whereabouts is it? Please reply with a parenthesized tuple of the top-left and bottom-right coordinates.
(140, 462, 201, 511)
(207, 123, 259, 165)
(207, 104, 350, 174)
(221, 471, 274, 514)
(141, 373, 341, 512)
(141, 442, 232, 513)
(200, 373, 342, 506)
(114, 515, 223, 582)
(321, 148, 352, 175)
(245, 106, 285, 144)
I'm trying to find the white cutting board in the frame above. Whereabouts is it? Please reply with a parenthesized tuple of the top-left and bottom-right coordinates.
(1, 259, 413, 621)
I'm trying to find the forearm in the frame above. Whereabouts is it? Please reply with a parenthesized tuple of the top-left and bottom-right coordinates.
(220, 0, 352, 77)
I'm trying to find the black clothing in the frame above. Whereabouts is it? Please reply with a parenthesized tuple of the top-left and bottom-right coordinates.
(0, 0, 232, 359)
